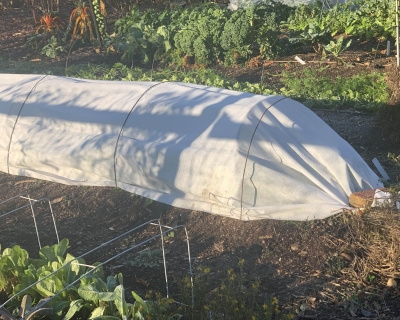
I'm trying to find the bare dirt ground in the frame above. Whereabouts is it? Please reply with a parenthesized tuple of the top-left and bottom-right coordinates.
(1, 3, 400, 319)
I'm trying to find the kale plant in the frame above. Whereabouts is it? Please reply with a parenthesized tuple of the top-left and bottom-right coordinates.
(174, 5, 229, 65)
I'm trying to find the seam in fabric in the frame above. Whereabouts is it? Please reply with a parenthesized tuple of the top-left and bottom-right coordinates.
(113, 82, 167, 188)
(239, 97, 287, 220)
(7, 75, 49, 174)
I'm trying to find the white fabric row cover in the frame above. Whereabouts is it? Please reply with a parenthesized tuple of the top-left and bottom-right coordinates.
(0, 74, 382, 220)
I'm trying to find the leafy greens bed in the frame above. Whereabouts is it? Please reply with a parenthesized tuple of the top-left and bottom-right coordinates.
(105, 0, 396, 66)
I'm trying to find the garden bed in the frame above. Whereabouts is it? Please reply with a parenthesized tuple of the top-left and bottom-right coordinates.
(1, 0, 400, 318)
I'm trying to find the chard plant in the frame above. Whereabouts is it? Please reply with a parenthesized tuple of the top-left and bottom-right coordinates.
(0, 240, 153, 320)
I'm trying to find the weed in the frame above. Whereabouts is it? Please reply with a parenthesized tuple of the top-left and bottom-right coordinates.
(144, 197, 153, 208)
(365, 274, 376, 283)
(171, 260, 294, 319)
(41, 35, 65, 58)
(124, 248, 168, 268)
(326, 255, 347, 275)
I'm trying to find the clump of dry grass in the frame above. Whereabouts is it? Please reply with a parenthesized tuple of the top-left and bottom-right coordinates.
(340, 208, 400, 283)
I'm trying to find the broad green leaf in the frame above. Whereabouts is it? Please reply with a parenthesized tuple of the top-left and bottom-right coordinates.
(114, 285, 127, 317)
(64, 254, 86, 284)
(344, 39, 352, 50)
(6, 246, 29, 274)
(98, 292, 115, 302)
(89, 306, 106, 319)
(0, 271, 8, 290)
(20, 295, 32, 318)
(131, 291, 147, 311)
(106, 276, 117, 292)
(39, 239, 69, 263)
(89, 276, 108, 293)
(2, 248, 12, 256)
(29, 258, 48, 269)
(345, 25, 354, 35)
(54, 239, 69, 258)
(91, 317, 120, 320)
(63, 299, 85, 320)
(80, 276, 92, 286)
(35, 274, 64, 297)
(39, 246, 57, 263)
(131, 291, 148, 319)
(13, 265, 38, 297)
(52, 261, 62, 272)
(91, 262, 104, 280)
(51, 300, 70, 317)
(78, 284, 100, 302)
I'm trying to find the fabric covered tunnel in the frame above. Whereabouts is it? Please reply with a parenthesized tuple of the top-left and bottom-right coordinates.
(0, 74, 382, 220)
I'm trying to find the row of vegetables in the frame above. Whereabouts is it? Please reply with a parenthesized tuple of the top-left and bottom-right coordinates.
(31, 0, 396, 65)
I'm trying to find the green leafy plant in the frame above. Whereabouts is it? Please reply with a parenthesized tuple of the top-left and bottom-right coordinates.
(110, 5, 184, 65)
(322, 36, 352, 61)
(0, 239, 101, 316)
(349, 0, 396, 39)
(66, 62, 277, 96)
(289, 22, 330, 54)
(174, 5, 229, 65)
(175, 260, 291, 319)
(0, 240, 154, 320)
(124, 249, 168, 269)
(110, 2, 292, 66)
(0, 245, 30, 295)
(66, 274, 123, 319)
(220, 7, 256, 63)
(25, 11, 65, 54)
(284, 2, 323, 32)
(280, 69, 389, 110)
(365, 274, 376, 283)
(0, 295, 53, 320)
(257, 13, 284, 59)
(286, 0, 396, 40)
(108, 24, 173, 65)
(41, 35, 65, 58)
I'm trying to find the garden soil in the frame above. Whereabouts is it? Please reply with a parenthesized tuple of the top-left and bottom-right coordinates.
(1, 3, 400, 319)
